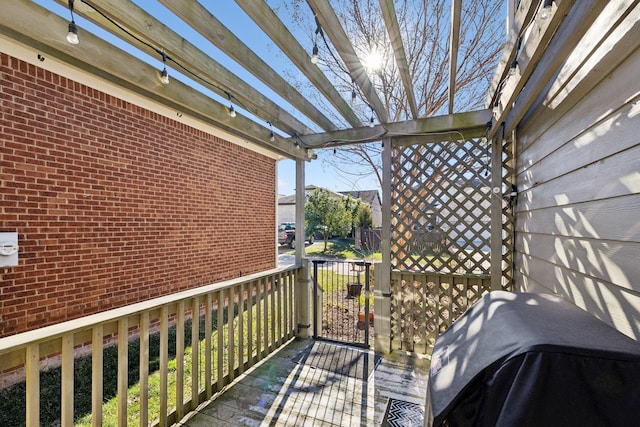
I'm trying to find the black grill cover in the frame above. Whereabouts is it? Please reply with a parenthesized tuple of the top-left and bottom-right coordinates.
(425, 291, 640, 426)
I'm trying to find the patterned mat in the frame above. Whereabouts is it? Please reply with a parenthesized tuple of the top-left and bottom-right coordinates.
(291, 341, 380, 380)
(382, 398, 425, 426)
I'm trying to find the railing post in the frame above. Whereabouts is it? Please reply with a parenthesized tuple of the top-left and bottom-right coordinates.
(374, 265, 392, 354)
(375, 137, 393, 354)
(364, 262, 370, 347)
(296, 259, 312, 339)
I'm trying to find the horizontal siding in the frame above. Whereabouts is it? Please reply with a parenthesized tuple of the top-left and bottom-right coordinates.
(514, 2, 640, 340)
(515, 233, 640, 292)
(516, 254, 640, 339)
(516, 195, 640, 243)
(517, 145, 640, 209)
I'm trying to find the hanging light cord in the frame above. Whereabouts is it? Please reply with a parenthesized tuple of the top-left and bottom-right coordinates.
(78, 0, 264, 121)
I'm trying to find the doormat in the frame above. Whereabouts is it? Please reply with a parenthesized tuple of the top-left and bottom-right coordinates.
(291, 341, 380, 380)
(382, 398, 424, 427)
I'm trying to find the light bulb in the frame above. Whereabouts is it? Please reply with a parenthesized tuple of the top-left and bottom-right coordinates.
(269, 131, 275, 142)
(310, 44, 319, 64)
(229, 105, 236, 118)
(369, 117, 375, 128)
(508, 59, 517, 77)
(351, 90, 357, 105)
(540, 0, 553, 19)
(67, 21, 79, 45)
(160, 67, 169, 84)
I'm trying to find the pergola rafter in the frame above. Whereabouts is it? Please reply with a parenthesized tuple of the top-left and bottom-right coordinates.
(1, 0, 486, 161)
(51, 0, 313, 138)
(158, 0, 339, 133)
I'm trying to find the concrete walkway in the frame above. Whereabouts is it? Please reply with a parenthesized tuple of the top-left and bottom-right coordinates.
(178, 339, 430, 426)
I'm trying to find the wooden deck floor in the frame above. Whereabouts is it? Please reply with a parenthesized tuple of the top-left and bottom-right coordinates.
(178, 339, 430, 426)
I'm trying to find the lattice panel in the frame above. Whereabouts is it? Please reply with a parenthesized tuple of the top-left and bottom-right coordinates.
(391, 138, 491, 274)
(390, 272, 492, 353)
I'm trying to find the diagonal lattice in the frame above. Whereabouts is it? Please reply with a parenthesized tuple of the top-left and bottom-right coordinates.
(388, 135, 516, 354)
(391, 138, 492, 274)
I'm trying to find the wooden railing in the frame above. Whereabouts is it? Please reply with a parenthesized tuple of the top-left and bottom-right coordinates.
(0, 265, 301, 427)
(390, 270, 491, 354)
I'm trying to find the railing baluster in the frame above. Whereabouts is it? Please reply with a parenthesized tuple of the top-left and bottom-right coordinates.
(176, 300, 185, 420)
(283, 272, 289, 339)
(256, 278, 262, 359)
(270, 276, 276, 351)
(247, 280, 254, 366)
(117, 317, 128, 426)
(92, 325, 103, 427)
(276, 273, 282, 346)
(191, 296, 200, 410)
(263, 277, 269, 354)
(61, 333, 74, 427)
(238, 282, 245, 375)
(25, 343, 39, 427)
(216, 289, 224, 391)
(227, 286, 235, 383)
(205, 293, 213, 399)
(139, 311, 149, 427)
(159, 305, 169, 427)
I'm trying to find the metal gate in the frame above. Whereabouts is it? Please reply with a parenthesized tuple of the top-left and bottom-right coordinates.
(311, 260, 372, 347)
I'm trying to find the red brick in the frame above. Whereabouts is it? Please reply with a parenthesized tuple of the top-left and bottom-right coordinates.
(0, 53, 276, 337)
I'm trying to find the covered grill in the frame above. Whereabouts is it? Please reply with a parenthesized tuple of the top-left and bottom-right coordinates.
(425, 291, 640, 426)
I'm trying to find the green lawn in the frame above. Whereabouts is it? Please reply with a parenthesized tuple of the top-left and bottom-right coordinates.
(302, 237, 381, 261)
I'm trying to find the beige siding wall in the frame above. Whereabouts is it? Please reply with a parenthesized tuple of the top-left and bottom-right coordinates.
(514, 6, 640, 339)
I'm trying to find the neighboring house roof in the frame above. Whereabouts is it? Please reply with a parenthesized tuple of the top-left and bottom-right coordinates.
(339, 190, 381, 207)
(278, 185, 346, 205)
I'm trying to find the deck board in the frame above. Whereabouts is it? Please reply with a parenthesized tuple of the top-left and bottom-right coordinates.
(179, 339, 430, 426)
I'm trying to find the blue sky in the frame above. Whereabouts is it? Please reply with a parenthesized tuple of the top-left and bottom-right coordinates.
(36, 0, 377, 197)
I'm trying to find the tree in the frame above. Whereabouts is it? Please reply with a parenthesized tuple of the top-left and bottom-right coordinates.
(274, 0, 504, 188)
(355, 203, 373, 229)
(305, 188, 352, 250)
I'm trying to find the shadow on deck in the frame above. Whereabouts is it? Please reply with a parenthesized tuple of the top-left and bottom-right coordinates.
(179, 339, 430, 426)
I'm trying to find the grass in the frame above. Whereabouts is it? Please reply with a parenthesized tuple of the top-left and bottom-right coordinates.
(304, 237, 382, 261)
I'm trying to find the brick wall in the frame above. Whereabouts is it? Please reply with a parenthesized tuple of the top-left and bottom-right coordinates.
(0, 53, 276, 337)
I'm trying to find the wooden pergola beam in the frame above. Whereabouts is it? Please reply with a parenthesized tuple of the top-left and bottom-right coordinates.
(485, 0, 536, 109)
(488, 0, 594, 139)
(297, 109, 491, 147)
(0, 0, 307, 160)
(307, 0, 389, 124)
(53, 0, 312, 137)
(159, 0, 339, 132)
(448, 0, 462, 115)
(379, 0, 418, 119)
(235, 0, 362, 129)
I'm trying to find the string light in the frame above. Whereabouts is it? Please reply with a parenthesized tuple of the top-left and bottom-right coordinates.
(540, 0, 553, 19)
(508, 58, 517, 77)
(66, 0, 79, 45)
(267, 121, 275, 142)
(160, 51, 169, 84)
(310, 17, 322, 64)
(369, 105, 375, 128)
(226, 92, 236, 118)
(350, 79, 357, 105)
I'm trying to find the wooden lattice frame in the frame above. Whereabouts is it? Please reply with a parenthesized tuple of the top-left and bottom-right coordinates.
(391, 137, 492, 274)
(388, 135, 515, 353)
